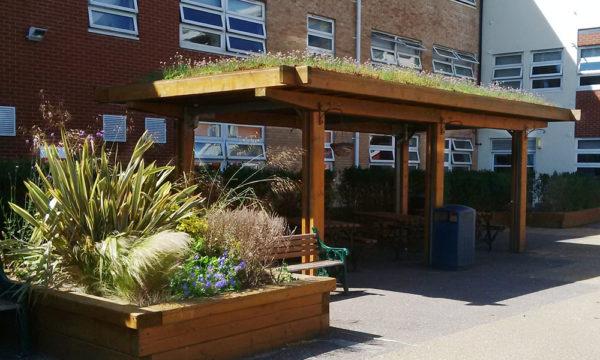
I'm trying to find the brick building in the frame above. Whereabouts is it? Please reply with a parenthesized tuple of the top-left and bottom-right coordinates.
(1, 0, 482, 171)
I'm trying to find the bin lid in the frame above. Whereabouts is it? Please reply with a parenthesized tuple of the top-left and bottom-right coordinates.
(434, 204, 475, 213)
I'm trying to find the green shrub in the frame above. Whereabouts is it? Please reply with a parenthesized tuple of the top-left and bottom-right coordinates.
(534, 172, 600, 211)
(444, 170, 512, 211)
(6, 131, 202, 304)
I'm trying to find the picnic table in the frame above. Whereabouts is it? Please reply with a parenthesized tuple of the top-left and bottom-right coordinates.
(352, 211, 425, 259)
(476, 211, 507, 250)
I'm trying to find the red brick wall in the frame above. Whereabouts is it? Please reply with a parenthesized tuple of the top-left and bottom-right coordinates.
(575, 91, 600, 138)
(0, 1, 216, 163)
(2, 0, 481, 168)
(578, 28, 600, 47)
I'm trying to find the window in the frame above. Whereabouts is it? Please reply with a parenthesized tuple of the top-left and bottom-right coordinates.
(578, 46, 600, 89)
(307, 15, 334, 56)
(103, 115, 127, 142)
(370, 31, 425, 69)
(88, 0, 138, 39)
(492, 53, 523, 89)
(0, 106, 16, 137)
(452, 0, 476, 7)
(433, 46, 478, 79)
(369, 134, 420, 168)
(491, 138, 536, 172)
(194, 122, 265, 169)
(145, 118, 167, 144)
(444, 138, 473, 171)
(40, 146, 66, 160)
(530, 49, 562, 90)
(180, 0, 265, 55)
(324, 131, 335, 170)
(576, 138, 600, 175)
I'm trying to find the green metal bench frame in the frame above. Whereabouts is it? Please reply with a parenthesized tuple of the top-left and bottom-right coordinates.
(313, 227, 350, 294)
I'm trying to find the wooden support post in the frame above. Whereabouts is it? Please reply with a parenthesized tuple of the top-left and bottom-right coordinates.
(301, 111, 325, 275)
(394, 131, 409, 215)
(424, 123, 445, 265)
(177, 108, 196, 176)
(510, 130, 527, 253)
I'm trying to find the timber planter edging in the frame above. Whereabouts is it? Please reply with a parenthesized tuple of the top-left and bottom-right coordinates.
(31, 274, 336, 360)
(527, 207, 600, 228)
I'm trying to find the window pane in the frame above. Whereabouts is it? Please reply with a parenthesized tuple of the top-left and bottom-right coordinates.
(532, 64, 561, 76)
(409, 136, 418, 148)
(194, 142, 224, 158)
(397, 53, 419, 68)
(228, 144, 265, 157)
(409, 151, 419, 162)
(370, 150, 394, 161)
(372, 49, 396, 63)
(493, 67, 521, 78)
(370, 135, 393, 146)
(196, 123, 221, 137)
(445, 139, 451, 150)
(452, 139, 473, 151)
(93, 0, 136, 9)
(228, 16, 264, 36)
(494, 153, 512, 166)
(181, 27, 221, 47)
(228, 125, 262, 140)
(580, 76, 600, 86)
(435, 47, 456, 58)
(532, 78, 561, 89)
(91, 10, 135, 31)
(578, 139, 600, 150)
(578, 154, 600, 163)
(581, 47, 600, 58)
(452, 152, 472, 164)
(580, 61, 600, 73)
(533, 51, 561, 62)
(308, 35, 333, 50)
(491, 139, 512, 151)
(433, 61, 453, 74)
(455, 65, 474, 78)
(527, 153, 535, 167)
(495, 54, 522, 66)
(228, 35, 264, 52)
(308, 17, 333, 34)
(371, 33, 395, 51)
(324, 148, 334, 161)
(444, 153, 450, 163)
(182, 6, 223, 27)
(497, 80, 522, 89)
(228, 0, 262, 18)
(577, 167, 600, 177)
(324, 131, 333, 143)
(186, 0, 222, 8)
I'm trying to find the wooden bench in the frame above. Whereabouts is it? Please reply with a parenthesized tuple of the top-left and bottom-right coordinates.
(271, 228, 349, 294)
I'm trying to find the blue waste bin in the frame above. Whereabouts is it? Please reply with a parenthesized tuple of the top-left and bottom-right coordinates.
(432, 205, 476, 269)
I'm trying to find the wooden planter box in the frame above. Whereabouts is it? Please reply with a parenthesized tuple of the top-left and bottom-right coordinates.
(31, 275, 335, 360)
(527, 207, 600, 228)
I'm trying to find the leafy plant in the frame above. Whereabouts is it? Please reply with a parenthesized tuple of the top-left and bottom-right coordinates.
(6, 131, 202, 302)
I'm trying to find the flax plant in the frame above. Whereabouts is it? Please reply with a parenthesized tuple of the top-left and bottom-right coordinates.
(7, 131, 201, 303)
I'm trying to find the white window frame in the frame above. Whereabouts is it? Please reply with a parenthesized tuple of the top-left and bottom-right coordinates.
(0, 106, 16, 137)
(368, 134, 420, 167)
(491, 138, 536, 171)
(450, 0, 477, 8)
(492, 52, 523, 89)
(307, 15, 335, 56)
(576, 138, 600, 169)
(445, 138, 473, 171)
(433, 45, 478, 79)
(102, 114, 127, 143)
(88, 1, 139, 39)
(180, 0, 265, 56)
(194, 122, 266, 168)
(530, 49, 563, 91)
(578, 46, 600, 90)
(325, 130, 335, 163)
(180, 23, 226, 52)
(370, 31, 425, 69)
(145, 117, 167, 144)
(409, 135, 420, 165)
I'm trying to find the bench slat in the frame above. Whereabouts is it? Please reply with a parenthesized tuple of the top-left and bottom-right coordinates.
(272, 250, 320, 260)
(286, 260, 344, 273)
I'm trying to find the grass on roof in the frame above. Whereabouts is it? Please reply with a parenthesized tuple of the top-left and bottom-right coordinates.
(147, 51, 548, 105)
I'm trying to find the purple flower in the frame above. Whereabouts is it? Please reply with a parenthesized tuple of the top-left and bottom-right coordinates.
(205, 281, 212, 289)
(182, 284, 188, 290)
(50, 133, 55, 137)
(192, 281, 197, 286)
(207, 265, 213, 271)
(194, 254, 200, 260)
(239, 261, 246, 269)
(79, 130, 85, 136)
(184, 291, 190, 296)
(223, 251, 229, 257)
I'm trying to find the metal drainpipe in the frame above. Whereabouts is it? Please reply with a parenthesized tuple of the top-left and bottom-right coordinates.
(354, 0, 361, 167)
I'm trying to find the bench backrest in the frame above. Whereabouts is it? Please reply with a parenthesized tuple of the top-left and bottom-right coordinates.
(270, 233, 319, 261)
